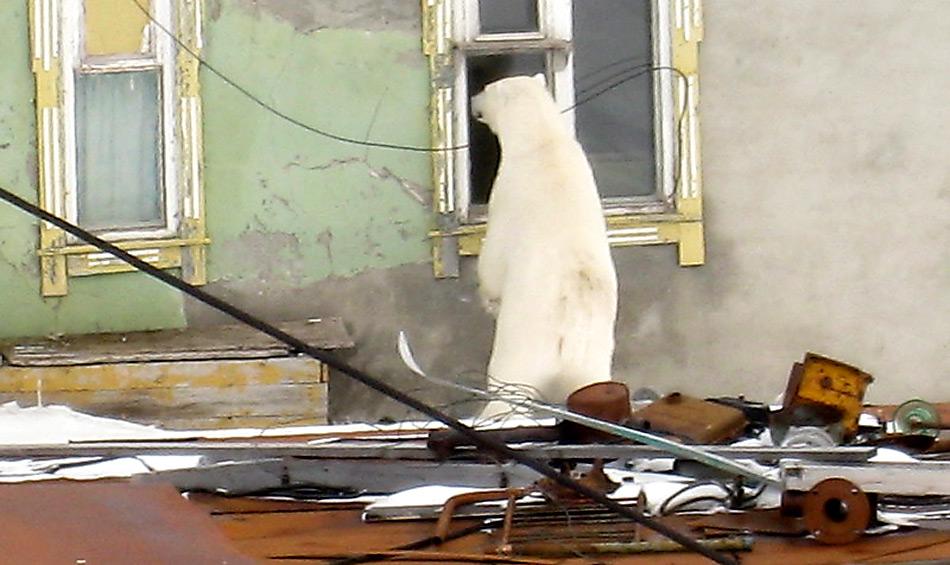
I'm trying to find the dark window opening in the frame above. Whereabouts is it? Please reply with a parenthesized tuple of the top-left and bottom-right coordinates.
(478, 0, 540, 34)
(467, 53, 546, 206)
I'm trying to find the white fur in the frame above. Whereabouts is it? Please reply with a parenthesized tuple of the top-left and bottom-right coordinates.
(472, 75, 618, 413)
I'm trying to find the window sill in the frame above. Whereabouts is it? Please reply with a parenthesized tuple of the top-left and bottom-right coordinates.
(37, 237, 210, 296)
(429, 208, 704, 278)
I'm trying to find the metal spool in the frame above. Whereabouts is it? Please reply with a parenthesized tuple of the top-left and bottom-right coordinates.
(802, 478, 871, 545)
(893, 399, 941, 438)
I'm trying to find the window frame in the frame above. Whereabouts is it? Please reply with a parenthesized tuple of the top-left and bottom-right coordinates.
(29, 0, 208, 296)
(423, 0, 704, 277)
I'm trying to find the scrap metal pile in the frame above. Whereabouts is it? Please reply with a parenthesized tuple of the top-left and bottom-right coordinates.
(1, 352, 948, 563)
(343, 352, 950, 560)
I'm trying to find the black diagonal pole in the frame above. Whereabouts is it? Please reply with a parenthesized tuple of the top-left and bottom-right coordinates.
(0, 185, 736, 565)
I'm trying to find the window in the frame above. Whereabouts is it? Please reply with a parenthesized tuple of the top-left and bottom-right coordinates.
(423, 0, 704, 277)
(29, 0, 207, 296)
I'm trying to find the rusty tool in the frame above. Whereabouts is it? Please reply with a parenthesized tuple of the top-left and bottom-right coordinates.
(802, 478, 872, 545)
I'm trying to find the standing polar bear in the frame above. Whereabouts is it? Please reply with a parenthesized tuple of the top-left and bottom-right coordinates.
(471, 75, 618, 416)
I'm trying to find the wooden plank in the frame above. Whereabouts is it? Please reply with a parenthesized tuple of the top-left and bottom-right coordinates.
(0, 357, 326, 392)
(0, 357, 328, 429)
(0, 318, 353, 366)
(0, 383, 327, 428)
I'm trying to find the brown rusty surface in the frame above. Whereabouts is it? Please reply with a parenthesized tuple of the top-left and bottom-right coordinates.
(802, 478, 872, 545)
(0, 480, 255, 564)
(687, 508, 805, 536)
(630, 392, 748, 444)
(192, 493, 950, 564)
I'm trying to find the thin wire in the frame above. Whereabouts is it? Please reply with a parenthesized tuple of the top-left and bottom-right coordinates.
(126, 0, 464, 153)
(567, 64, 691, 195)
(566, 65, 688, 113)
(129, 0, 685, 158)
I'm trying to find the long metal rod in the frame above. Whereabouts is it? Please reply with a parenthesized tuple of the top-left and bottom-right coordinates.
(0, 442, 876, 463)
(528, 403, 779, 484)
(0, 186, 736, 565)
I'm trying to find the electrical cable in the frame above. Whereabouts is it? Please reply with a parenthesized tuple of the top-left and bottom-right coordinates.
(0, 184, 736, 565)
(128, 0, 687, 157)
(126, 0, 463, 153)
(658, 480, 732, 516)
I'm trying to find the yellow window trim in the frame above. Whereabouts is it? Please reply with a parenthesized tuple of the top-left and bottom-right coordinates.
(422, 0, 704, 278)
(28, 0, 208, 297)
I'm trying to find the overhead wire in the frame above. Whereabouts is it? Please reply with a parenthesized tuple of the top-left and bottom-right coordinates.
(127, 0, 688, 159)
(126, 0, 463, 153)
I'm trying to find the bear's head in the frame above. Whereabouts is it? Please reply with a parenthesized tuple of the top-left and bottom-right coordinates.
(470, 74, 564, 139)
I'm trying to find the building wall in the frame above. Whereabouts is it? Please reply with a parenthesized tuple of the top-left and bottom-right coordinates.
(0, 1, 946, 422)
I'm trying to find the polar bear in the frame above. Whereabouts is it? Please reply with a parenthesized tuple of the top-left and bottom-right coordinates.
(471, 75, 618, 416)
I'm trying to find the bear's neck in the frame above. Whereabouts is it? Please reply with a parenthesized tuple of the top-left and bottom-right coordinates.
(493, 109, 571, 155)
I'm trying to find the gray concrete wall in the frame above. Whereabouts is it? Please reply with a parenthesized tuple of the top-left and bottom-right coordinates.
(621, 0, 949, 404)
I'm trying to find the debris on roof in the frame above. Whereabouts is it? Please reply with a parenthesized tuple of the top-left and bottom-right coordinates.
(1, 353, 948, 563)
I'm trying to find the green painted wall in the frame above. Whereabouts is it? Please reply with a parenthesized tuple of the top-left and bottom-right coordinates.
(0, 0, 432, 340)
(0, 2, 187, 339)
(202, 1, 431, 286)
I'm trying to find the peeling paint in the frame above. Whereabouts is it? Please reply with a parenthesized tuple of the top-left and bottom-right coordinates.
(284, 155, 429, 205)
(232, 0, 420, 34)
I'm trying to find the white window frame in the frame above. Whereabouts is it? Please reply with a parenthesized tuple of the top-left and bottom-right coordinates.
(62, 0, 180, 241)
(30, 0, 209, 296)
(423, 0, 704, 276)
(449, 0, 677, 222)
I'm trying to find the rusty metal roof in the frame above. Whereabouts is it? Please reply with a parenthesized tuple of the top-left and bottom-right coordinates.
(189, 492, 950, 564)
(0, 480, 255, 564)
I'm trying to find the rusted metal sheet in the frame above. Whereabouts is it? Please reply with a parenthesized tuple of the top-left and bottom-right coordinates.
(0, 480, 254, 564)
(0, 317, 353, 366)
(192, 494, 950, 564)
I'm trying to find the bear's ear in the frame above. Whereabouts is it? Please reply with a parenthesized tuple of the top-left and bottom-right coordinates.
(531, 73, 546, 86)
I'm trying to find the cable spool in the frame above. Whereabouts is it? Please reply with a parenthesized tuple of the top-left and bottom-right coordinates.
(893, 399, 941, 437)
